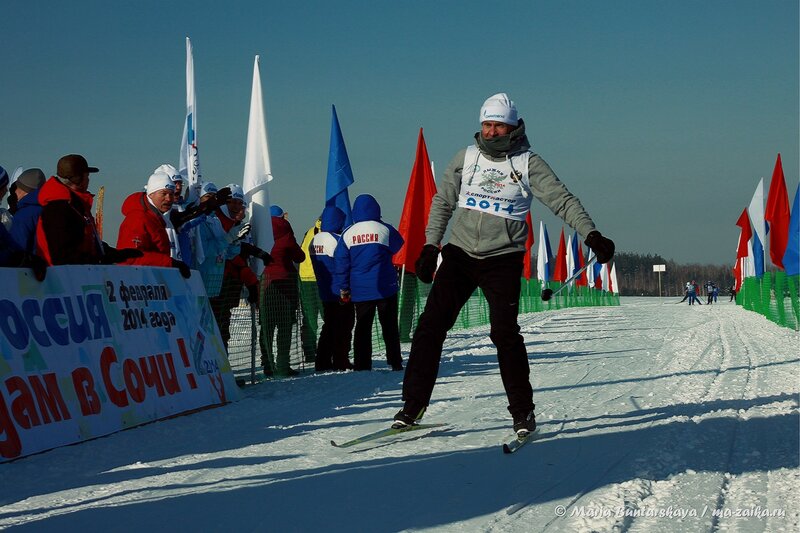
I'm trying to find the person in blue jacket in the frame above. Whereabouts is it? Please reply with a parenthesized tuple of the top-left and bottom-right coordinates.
(310, 206, 354, 372)
(334, 194, 405, 371)
(9, 168, 46, 253)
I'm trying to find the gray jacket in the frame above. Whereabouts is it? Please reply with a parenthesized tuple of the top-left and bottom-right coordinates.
(426, 133, 596, 259)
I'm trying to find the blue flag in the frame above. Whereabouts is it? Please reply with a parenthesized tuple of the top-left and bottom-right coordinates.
(782, 186, 799, 276)
(325, 105, 354, 226)
(752, 231, 765, 277)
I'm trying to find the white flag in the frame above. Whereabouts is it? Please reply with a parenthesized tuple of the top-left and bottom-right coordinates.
(610, 263, 619, 294)
(179, 37, 202, 204)
(243, 55, 274, 276)
(747, 177, 766, 275)
(565, 233, 575, 287)
(536, 221, 549, 284)
(600, 262, 610, 291)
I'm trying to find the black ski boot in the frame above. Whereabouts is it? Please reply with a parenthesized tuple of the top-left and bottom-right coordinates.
(512, 410, 537, 438)
(391, 405, 427, 429)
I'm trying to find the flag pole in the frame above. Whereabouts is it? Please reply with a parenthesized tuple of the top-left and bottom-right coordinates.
(398, 264, 406, 327)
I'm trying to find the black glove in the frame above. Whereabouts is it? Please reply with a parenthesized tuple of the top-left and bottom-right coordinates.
(25, 254, 48, 282)
(215, 187, 232, 204)
(339, 289, 351, 305)
(201, 187, 232, 214)
(240, 242, 273, 264)
(9, 251, 48, 282)
(246, 284, 260, 304)
(584, 231, 615, 264)
(172, 259, 192, 278)
(415, 244, 440, 284)
(102, 246, 144, 264)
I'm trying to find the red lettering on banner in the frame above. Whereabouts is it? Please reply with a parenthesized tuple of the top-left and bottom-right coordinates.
(102, 347, 181, 406)
(122, 359, 146, 403)
(28, 374, 70, 424)
(138, 356, 166, 397)
(0, 373, 71, 459)
(156, 353, 180, 394)
(101, 346, 129, 408)
(7, 376, 40, 429)
(0, 393, 21, 459)
(72, 367, 101, 416)
(176, 338, 197, 389)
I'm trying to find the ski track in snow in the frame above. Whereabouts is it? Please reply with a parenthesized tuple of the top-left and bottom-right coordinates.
(0, 298, 797, 533)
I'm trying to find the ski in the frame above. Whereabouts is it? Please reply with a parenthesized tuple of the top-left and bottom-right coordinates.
(502, 428, 538, 454)
(331, 423, 446, 449)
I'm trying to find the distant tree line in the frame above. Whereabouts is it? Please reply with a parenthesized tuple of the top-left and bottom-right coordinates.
(531, 252, 736, 297)
(605, 252, 735, 297)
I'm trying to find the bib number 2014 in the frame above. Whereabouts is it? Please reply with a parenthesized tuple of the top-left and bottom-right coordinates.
(466, 196, 514, 215)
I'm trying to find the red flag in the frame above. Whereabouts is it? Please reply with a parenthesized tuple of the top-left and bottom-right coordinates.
(765, 153, 790, 269)
(576, 243, 588, 286)
(735, 207, 752, 259)
(393, 128, 437, 272)
(552, 228, 567, 282)
(523, 212, 535, 279)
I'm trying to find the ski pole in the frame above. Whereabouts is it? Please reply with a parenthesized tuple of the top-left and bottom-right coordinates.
(541, 256, 598, 301)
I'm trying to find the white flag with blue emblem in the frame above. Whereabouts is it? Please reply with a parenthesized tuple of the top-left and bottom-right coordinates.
(179, 37, 202, 204)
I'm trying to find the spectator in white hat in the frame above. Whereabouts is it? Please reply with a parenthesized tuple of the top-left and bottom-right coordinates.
(116, 170, 191, 276)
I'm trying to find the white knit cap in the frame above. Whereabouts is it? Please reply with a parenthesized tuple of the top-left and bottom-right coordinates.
(226, 183, 246, 203)
(479, 93, 518, 126)
(154, 164, 183, 183)
(200, 182, 219, 197)
(146, 171, 177, 195)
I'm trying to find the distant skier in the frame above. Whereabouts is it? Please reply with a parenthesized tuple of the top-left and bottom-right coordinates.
(679, 281, 691, 303)
(688, 280, 702, 305)
(706, 281, 715, 305)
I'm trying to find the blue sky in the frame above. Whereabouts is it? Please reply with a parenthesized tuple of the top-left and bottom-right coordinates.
(2, 0, 797, 265)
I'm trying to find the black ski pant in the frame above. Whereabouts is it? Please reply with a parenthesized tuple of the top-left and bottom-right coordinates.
(353, 294, 403, 370)
(402, 244, 534, 419)
(316, 300, 354, 371)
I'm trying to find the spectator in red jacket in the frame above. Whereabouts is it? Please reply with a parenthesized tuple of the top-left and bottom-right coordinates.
(116, 171, 191, 277)
(259, 207, 306, 377)
(36, 154, 140, 266)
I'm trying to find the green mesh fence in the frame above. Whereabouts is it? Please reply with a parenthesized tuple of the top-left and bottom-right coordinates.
(204, 272, 620, 384)
(736, 273, 800, 331)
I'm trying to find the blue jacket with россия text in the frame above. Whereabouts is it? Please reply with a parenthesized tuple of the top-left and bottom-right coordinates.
(333, 194, 404, 302)
(309, 206, 346, 302)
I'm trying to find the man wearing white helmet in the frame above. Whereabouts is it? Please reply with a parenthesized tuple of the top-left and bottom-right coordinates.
(207, 183, 272, 351)
(393, 93, 616, 438)
(151, 164, 229, 269)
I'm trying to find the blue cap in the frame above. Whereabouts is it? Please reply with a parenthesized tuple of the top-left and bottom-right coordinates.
(270, 205, 284, 217)
(0, 166, 8, 189)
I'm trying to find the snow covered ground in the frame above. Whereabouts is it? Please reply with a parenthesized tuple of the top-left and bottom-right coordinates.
(1, 297, 798, 532)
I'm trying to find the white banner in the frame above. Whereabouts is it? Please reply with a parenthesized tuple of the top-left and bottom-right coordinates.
(0, 265, 239, 462)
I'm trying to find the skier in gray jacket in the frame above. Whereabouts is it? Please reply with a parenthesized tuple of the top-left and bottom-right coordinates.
(392, 93, 615, 437)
